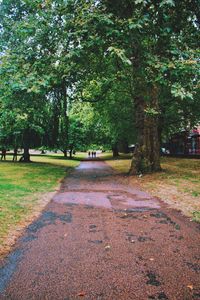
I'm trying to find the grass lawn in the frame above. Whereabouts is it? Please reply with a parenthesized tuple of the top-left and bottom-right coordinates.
(104, 154, 200, 222)
(0, 153, 81, 256)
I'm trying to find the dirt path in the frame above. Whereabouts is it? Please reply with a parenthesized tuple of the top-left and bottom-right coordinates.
(0, 161, 200, 300)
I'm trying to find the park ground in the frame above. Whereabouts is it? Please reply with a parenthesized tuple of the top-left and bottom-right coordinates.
(0, 152, 200, 259)
(0, 158, 200, 299)
(104, 154, 200, 222)
(0, 153, 82, 258)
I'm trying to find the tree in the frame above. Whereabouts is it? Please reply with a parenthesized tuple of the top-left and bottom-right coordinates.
(0, 0, 82, 158)
(0, 52, 49, 161)
(98, 0, 200, 173)
(0, 0, 199, 168)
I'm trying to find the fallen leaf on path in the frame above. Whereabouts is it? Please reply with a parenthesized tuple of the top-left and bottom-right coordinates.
(187, 285, 193, 290)
(77, 291, 86, 297)
(149, 258, 154, 261)
(105, 245, 111, 250)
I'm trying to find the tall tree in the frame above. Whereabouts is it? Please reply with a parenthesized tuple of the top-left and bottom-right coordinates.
(99, 0, 200, 173)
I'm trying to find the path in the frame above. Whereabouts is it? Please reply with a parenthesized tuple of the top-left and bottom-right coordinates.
(0, 161, 200, 300)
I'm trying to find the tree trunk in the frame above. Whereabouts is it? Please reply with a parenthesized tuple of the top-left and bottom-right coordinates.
(129, 86, 161, 175)
(112, 143, 119, 157)
(63, 149, 67, 157)
(52, 93, 60, 148)
(129, 95, 145, 175)
(119, 139, 129, 153)
(60, 82, 69, 152)
(148, 85, 161, 172)
(20, 130, 31, 162)
(22, 146, 31, 162)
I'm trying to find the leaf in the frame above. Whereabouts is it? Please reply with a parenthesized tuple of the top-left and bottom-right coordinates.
(135, 0, 147, 4)
(144, 107, 160, 116)
(129, 22, 143, 30)
(187, 285, 193, 290)
(105, 245, 111, 250)
(77, 292, 86, 297)
(160, 0, 175, 7)
(107, 47, 132, 66)
(171, 84, 193, 100)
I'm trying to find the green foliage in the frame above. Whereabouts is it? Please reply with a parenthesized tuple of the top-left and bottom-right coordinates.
(0, 0, 199, 162)
(108, 47, 132, 66)
(192, 211, 200, 223)
(144, 107, 160, 116)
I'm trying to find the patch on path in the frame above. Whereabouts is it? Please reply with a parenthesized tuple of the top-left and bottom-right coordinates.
(53, 190, 160, 211)
(146, 271, 161, 286)
(150, 212, 181, 230)
(27, 211, 72, 233)
(148, 292, 168, 299)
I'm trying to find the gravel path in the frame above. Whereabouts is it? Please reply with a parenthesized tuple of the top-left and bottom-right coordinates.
(0, 161, 200, 300)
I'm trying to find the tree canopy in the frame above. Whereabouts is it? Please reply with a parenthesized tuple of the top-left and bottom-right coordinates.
(0, 0, 199, 171)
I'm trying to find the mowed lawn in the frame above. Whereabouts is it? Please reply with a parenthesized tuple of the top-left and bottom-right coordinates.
(0, 154, 81, 254)
(105, 155, 200, 222)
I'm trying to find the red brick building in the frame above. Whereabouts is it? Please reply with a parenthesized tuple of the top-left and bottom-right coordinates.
(167, 126, 200, 155)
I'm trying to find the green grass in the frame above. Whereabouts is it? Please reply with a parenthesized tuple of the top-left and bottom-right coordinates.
(0, 154, 80, 245)
(192, 211, 200, 223)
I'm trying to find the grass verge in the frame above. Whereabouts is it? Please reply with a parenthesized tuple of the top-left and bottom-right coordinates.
(0, 154, 80, 257)
(105, 154, 200, 222)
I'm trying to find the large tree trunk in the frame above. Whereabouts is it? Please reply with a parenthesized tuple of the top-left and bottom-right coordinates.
(143, 85, 161, 172)
(112, 143, 119, 157)
(51, 93, 60, 148)
(129, 95, 145, 175)
(129, 85, 161, 174)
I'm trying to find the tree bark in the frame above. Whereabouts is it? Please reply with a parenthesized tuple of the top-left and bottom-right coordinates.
(129, 85, 161, 174)
(63, 149, 67, 157)
(61, 82, 69, 151)
(52, 92, 60, 148)
(129, 95, 145, 175)
(150, 85, 162, 171)
(22, 146, 31, 162)
(119, 139, 129, 153)
(112, 143, 119, 157)
(69, 144, 73, 159)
